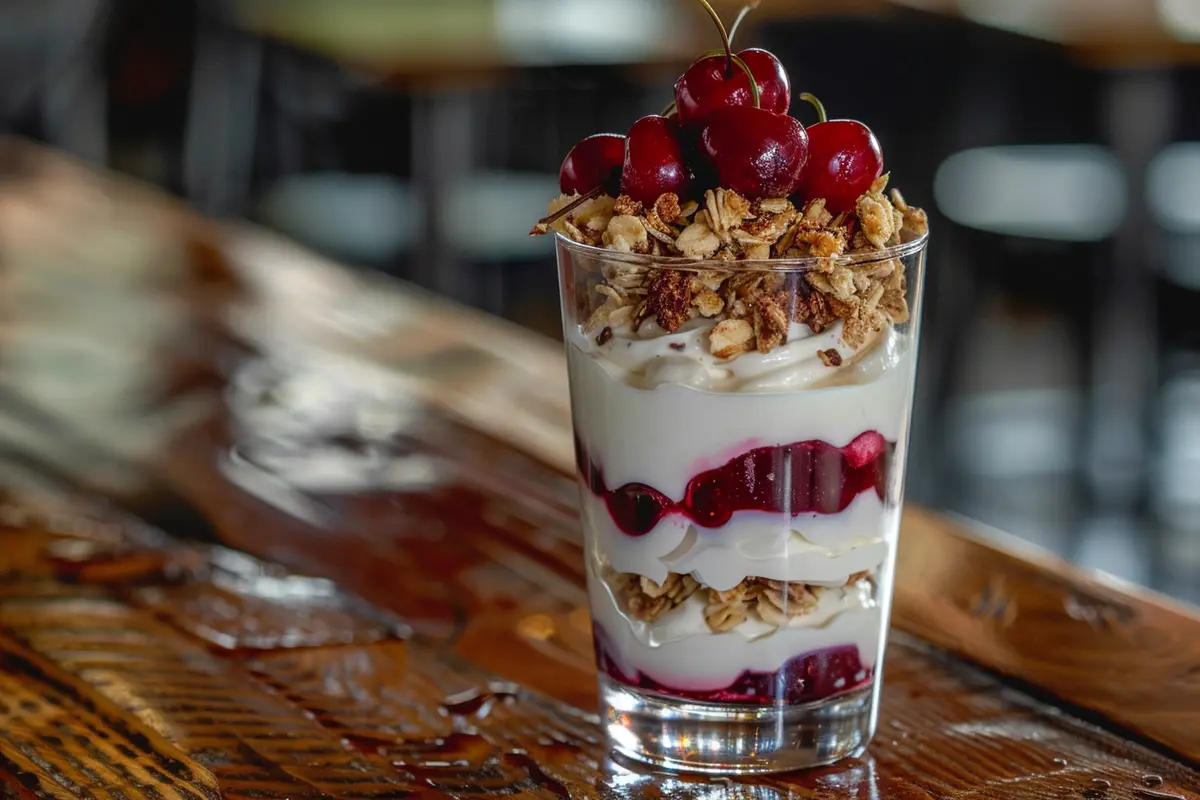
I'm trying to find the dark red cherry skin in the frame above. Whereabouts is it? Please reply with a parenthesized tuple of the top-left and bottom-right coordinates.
(795, 120, 883, 213)
(675, 48, 790, 127)
(620, 115, 693, 205)
(560, 133, 626, 195)
(700, 106, 808, 200)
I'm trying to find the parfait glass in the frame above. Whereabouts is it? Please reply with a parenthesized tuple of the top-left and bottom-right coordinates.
(557, 231, 928, 773)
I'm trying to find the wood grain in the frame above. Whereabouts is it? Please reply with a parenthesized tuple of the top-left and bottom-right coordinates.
(895, 508, 1200, 762)
(2, 508, 1198, 799)
(0, 632, 222, 800)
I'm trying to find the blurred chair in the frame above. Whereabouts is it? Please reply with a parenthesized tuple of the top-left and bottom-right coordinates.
(0, 0, 111, 163)
(183, 0, 264, 216)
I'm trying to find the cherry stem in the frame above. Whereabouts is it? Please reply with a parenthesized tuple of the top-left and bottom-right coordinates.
(798, 92, 827, 124)
(730, 54, 760, 108)
(692, 0, 734, 77)
(661, 100, 678, 117)
(728, 1, 761, 46)
(530, 186, 605, 236)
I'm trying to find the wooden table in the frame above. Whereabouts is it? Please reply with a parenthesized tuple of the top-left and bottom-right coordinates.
(0, 140, 1198, 798)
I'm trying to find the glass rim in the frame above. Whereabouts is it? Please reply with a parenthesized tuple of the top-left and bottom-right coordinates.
(555, 230, 928, 272)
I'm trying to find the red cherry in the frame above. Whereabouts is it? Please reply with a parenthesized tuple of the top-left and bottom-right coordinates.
(795, 120, 883, 213)
(620, 115, 694, 205)
(699, 106, 808, 200)
(674, 48, 790, 127)
(559, 133, 626, 196)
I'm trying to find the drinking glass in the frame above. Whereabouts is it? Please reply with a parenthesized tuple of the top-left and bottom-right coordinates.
(557, 232, 928, 773)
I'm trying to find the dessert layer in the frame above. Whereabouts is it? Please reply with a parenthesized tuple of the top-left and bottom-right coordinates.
(595, 630, 873, 706)
(573, 317, 882, 393)
(589, 569, 881, 691)
(578, 431, 890, 536)
(566, 330, 915, 501)
(582, 491, 891, 590)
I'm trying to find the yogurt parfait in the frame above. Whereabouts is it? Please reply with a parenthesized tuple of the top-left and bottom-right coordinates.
(534, 0, 929, 775)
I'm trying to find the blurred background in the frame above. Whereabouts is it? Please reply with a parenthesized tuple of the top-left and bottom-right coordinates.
(2, 0, 1200, 600)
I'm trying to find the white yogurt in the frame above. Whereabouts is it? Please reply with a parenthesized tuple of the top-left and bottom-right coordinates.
(582, 491, 896, 591)
(577, 318, 884, 393)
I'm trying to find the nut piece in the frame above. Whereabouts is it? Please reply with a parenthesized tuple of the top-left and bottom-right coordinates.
(752, 292, 789, 354)
(645, 193, 682, 243)
(710, 318, 754, 359)
(653, 192, 684, 225)
(642, 269, 693, 332)
(794, 288, 836, 334)
(612, 194, 643, 217)
(675, 221, 721, 259)
(818, 348, 842, 367)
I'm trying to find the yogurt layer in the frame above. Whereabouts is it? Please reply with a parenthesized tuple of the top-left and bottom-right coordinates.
(568, 322, 915, 499)
(583, 491, 895, 590)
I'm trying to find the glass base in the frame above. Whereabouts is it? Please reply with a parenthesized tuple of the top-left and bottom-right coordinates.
(599, 675, 875, 775)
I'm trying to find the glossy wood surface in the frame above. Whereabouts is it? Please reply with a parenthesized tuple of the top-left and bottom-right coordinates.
(0, 140, 1198, 798)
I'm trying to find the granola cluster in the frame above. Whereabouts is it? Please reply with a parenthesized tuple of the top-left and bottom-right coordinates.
(617, 571, 872, 633)
(546, 177, 927, 354)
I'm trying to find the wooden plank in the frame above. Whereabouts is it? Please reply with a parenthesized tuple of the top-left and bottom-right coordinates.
(895, 507, 1200, 762)
(0, 633, 222, 800)
(2, 502, 1198, 798)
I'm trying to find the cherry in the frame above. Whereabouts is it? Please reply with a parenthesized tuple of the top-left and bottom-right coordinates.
(795, 118, 883, 214)
(559, 133, 625, 196)
(699, 106, 808, 200)
(675, 2, 788, 126)
(675, 48, 790, 127)
(620, 115, 693, 205)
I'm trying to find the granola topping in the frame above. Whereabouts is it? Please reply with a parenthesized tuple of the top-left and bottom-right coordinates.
(544, 178, 927, 357)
